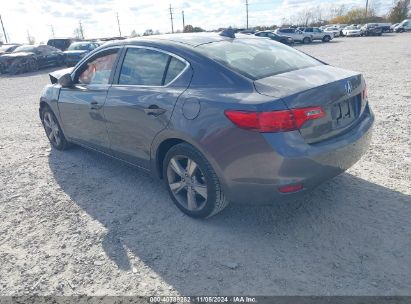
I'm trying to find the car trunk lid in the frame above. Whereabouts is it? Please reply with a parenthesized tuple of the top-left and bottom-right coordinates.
(254, 65, 367, 143)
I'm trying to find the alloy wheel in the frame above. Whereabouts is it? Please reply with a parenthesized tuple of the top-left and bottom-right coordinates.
(43, 112, 61, 147)
(167, 156, 208, 211)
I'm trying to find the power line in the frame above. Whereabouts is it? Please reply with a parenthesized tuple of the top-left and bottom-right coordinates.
(169, 4, 174, 33)
(0, 14, 8, 43)
(245, 0, 249, 29)
(182, 10, 185, 31)
(116, 12, 122, 37)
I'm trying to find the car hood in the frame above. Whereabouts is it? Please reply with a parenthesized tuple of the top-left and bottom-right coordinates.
(63, 50, 88, 55)
(49, 67, 74, 84)
(0, 52, 34, 59)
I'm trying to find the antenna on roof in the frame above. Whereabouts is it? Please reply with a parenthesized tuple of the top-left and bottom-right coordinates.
(219, 28, 236, 38)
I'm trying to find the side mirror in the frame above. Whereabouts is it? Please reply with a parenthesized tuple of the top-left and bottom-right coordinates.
(58, 73, 73, 88)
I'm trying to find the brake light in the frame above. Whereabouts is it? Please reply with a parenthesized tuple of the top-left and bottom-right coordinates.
(224, 107, 325, 132)
(278, 184, 304, 193)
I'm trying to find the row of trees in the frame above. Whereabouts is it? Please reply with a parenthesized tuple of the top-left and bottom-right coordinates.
(282, 0, 410, 27)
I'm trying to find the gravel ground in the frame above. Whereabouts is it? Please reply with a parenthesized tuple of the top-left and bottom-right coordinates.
(0, 34, 410, 296)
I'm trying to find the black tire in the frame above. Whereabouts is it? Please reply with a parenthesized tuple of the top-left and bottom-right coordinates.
(322, 35, 331, 42)
(303, 37, 311, 44)
(28, 59, 38, 72)
(163, 143, 229, 218)
(40, 106, 71, 150)
(8, 60, 25, 75)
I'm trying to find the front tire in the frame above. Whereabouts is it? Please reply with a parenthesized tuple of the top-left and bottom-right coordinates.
(41, 107, 71, 150)
(163, 143, 229, 218)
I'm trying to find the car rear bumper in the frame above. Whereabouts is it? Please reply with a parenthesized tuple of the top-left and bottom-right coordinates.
(221, 105, 374, 204)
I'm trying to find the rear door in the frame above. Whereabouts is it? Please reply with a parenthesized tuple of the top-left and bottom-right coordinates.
(104, 46, 192, 168)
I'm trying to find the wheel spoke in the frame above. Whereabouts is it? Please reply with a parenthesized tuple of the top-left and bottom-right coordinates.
(186, 159, 197, 177)
(186, 188, 197, 211)
(43, 117, 51, 129)
(49, 130, 56, 142)
(193, 183, 207, 199)
(170, 158, 185, 177)
(169, 181, 185, 194)
(53, 130, 61, 145)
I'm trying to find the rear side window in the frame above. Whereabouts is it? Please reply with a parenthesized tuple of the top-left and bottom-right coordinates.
(197, 39, 322, 80)
(164, 57, 186, 84)
(119, 48, 186, 86)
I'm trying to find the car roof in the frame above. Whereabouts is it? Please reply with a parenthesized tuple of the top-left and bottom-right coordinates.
(105, 32, 262, 48)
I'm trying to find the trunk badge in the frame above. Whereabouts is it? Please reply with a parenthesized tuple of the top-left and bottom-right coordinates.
(345, 81, 353, 95)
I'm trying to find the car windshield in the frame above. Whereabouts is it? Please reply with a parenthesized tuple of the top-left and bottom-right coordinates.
(196, 38, 322, 80)
(0, 45, 15, 52)
(13, 45, 36, 53)
(68, 43, 93, 51)
(346, 26, 357, 30)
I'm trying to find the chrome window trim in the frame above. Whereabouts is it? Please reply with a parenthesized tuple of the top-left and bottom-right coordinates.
(113, 45, 190, 88)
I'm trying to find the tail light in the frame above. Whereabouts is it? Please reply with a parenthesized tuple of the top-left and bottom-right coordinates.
(278, 184, 304, 193)
(224, 107, 325, 133)
(362, 83, 368, 101)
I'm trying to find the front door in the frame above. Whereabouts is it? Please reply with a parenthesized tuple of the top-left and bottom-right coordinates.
(58, 47, 121, 152)
(104, 46, 192, 168)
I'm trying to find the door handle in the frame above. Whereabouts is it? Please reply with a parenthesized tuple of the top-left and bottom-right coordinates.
(144, 105, 166, 116)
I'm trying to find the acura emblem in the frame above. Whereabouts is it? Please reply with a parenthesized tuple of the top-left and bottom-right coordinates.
(345, 81, 353, 95)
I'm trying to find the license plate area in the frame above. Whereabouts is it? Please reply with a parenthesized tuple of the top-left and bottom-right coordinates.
(331, 95, 361, 129)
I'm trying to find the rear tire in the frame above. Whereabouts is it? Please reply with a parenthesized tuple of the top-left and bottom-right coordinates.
(40, 106, 71, 150)
(163, 143, 229, 218)
(322, 35, 331, 42)
(303, 37, 311, 44)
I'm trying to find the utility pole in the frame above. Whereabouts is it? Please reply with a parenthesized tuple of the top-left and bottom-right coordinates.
(365, 0, 369, 21)
(26, 29, 31, 44)
(116, 12, 122, 37)
(79, 20, 84, 39)
(0, 14, 8, 43)
(182, 10, 185, 31)
(50, 24, 55, 38)
(169, 4, 174, 33)
(245, 0, 249, 29)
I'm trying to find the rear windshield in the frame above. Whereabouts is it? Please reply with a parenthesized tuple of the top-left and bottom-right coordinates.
(196, 39, 322, 80)
(13, 45, 36, 53)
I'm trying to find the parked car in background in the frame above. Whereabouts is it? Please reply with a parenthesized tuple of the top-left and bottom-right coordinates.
(254, 31, 294, 45)
(0, 44, 21, 55)
(64, 41, 100, 67)
(274, 28, 312, 43)
(39, 32, 374, 218)
(342, 26, 362, 37)
(324, 27, 340, 37)
(394, 19, 411, 32)
(47, 38, 81, 51)
(302, 27, 333, 42)
(376, 23, 392, 33)
(0, 44, 64, 74)
(361, 24, 383, 36)
(390, 23, 399, 31)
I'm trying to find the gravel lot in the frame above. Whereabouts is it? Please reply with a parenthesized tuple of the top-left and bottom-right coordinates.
(0, 34, 410, 296)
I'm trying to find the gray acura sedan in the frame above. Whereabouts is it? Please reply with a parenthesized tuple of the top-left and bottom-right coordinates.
(39, 31, 374, 218)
